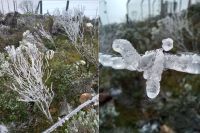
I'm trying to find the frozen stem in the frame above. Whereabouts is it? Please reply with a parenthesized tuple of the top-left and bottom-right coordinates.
(43, 94, 99, 133)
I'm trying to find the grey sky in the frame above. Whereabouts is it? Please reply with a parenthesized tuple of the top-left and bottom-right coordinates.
(43, 0, 98, 18)
(1, 0, 198, 23)
(99, 0, 127, 24)
(0, 0, 98, 18)
(100, 0, 197, 25)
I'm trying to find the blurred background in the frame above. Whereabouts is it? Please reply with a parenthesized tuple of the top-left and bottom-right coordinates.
(99, 0, 200, 133)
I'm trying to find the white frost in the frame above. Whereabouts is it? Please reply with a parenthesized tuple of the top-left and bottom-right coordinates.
(5, 31, 55, 122)
(0, 125, 8, 133)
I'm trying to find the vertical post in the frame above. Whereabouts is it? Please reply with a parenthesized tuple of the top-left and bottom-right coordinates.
(13, 0, 16, 12)
(160, 0, 163, 17)
(126, 0, 131, 24)
(188, 0, 191, 8)
(173, 0, 177, 13)
(40, 0, 43, 15)
(141, 0, 144, 20)
(66, 0, 69, 11)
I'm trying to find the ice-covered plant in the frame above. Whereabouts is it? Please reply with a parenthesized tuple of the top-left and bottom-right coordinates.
(5, 31, 55, 122)
(19, 0, 34, 14)
(57, 8, 84, 45)
(0, 25, 10, 35)
(99, 38, 200, 98)
(151, 13, 194, 51)
(43, 94, 99, 133)
(53, 8, 98, 66)
(36, 24, 55, 45)
(0, 53, 9, 77)
(64, 109, 99, 133)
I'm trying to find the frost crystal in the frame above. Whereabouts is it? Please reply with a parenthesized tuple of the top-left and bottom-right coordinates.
(99, 38, 200, 98)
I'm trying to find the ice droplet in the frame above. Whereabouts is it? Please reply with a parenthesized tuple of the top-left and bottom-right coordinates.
(162, 38, 173, 51)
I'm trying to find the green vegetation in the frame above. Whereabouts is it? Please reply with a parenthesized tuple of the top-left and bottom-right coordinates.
(0, 12, 98, 132)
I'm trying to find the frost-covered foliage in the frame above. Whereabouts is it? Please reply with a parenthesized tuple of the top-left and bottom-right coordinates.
(99, 38, 200, 98)
(139, 121, 159, 133)
(21, 30, 47, 52)
(54, 8, 84, 44)
(19, 0, 34, 14)
(0, 7, 98, 132)
(0, 53, 9, 77)
(64, 109, 99, 133)
(151, 13, 194, 51)
(0, 25, 10, 35)
(22, 28, 55, 52)
(53, 8, 98, 66)
(36, 24, 55, 45)
(5, 31, 54, 122)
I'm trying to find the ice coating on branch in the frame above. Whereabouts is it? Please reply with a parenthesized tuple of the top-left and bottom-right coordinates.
(162, 38, 173, 51)
(99, 38, 200, 98)
(112, 39, 141, 70)
(99, 53, 126, 69)
(99, 54, 113, 67)
(111, 57, 126, 69)
(165, 53, 200, 74)
(5, 32, 55, 121)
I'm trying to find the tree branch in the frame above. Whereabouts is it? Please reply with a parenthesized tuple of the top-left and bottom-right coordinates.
(42, 94, 99, 133)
